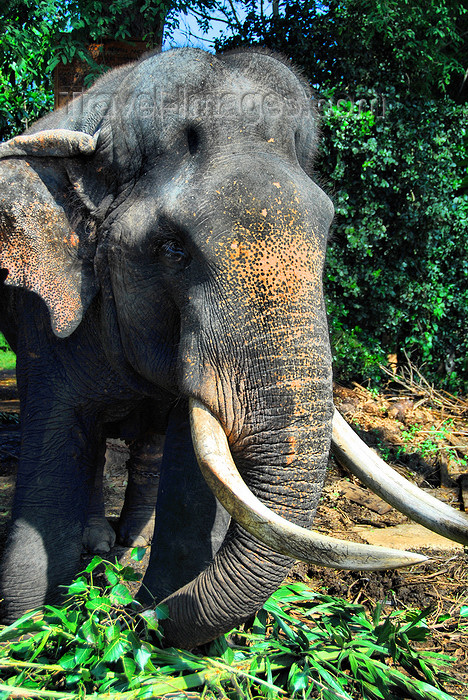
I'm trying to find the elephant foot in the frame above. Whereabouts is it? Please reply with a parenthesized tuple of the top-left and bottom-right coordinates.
(82, 516, 116, 553)
(117, 432, 162, 546)
(118, 506, 155, 546)
(1, 516, 83, 622)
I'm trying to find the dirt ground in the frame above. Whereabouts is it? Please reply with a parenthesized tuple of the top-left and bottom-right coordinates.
(0, 370, 467, 695)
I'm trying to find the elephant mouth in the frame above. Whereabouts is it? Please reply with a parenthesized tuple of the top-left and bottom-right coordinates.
(189, 399, 468, 569)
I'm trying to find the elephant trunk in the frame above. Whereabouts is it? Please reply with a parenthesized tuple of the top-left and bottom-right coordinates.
(160, 343, 334, 648)
(158, 162, 336, 647)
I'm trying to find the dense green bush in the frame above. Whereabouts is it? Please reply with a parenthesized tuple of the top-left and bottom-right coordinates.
(0, 1, 57, 140)
(319, 96, 468, 391)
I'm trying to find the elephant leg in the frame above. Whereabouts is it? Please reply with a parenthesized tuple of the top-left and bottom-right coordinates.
(82, 439, 117, 553)
(0, 388, 102, 621)
(118, 432, 164, 547)
(138, 400, 231, 605)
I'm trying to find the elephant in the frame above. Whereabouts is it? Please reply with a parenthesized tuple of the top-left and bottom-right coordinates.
(0, 47, 467, 650)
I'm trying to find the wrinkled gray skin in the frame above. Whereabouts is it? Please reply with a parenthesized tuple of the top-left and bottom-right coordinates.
(0, 48, 334, 648)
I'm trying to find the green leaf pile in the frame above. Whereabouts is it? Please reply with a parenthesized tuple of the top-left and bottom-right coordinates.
(0, 555, 462, 699)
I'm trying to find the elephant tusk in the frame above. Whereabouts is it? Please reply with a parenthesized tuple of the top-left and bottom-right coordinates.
(189, 399, 427, 571)
(0, 129, 99, 159)
(331, 409, 468, 546)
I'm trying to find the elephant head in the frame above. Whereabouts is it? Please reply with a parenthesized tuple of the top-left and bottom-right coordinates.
(0, 48, 467, 649)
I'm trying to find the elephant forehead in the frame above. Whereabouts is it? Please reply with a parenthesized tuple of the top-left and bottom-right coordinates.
(210, 174, 330, 243)
(107, 50, 313, 172)
(122, 47, 310, 116)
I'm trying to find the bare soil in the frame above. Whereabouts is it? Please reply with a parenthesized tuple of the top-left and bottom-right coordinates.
(0, 370, 467, 695)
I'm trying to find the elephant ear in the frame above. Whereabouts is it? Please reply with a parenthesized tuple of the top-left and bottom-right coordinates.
(0, 130, 100, 338)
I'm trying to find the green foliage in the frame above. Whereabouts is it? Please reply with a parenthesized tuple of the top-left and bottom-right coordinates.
(0, 333, 15, 370)
(0, 553, 169, 697)
(458, 127, 468, 194)
(240, 585, 459, 700)
(0, 0, 172, 140)
(0, 0, 58, 139)
(215, 0, 468, 102)
(0, 569, 462, 699)
(323, 0, 468, 100)
(400, 420, 468, 469)
(320, 97, 468, 391)
(369, 416, 468, 471)
(45, 0, 172, 68)
(0, 350, 16, 371)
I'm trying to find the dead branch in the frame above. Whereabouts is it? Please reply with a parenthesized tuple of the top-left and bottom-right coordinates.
(379, 352, 468, 418)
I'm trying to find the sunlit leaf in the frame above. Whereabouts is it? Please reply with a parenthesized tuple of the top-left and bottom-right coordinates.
(288, 662, 309, 693)
(109, 583, 133, 606)
(138, 608, 160, 631)
(75, 644, 93, 666)
(134, 642, 152, 671)
(86, 595, 112, 612)
(84, 555, 104, 573)
(102, 637, 129, 663)
(67, 578, 89, 595)
(131, 546, 147, 562)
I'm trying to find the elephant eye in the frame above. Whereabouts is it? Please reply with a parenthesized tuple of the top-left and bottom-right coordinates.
(159, 239, 190, 268)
